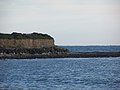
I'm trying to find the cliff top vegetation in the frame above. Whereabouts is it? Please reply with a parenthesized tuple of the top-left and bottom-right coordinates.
(0, 32, 54, 39)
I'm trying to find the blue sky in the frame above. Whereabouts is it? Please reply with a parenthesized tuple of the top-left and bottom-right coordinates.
(0, 0, 120, 45)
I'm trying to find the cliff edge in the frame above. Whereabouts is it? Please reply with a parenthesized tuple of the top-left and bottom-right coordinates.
(0, 32, 55, 48)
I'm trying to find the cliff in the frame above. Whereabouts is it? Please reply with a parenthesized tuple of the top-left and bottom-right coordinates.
(0, 39, 54, 48)
(0, 32, 55, 48)
(1, 32, 119, 59)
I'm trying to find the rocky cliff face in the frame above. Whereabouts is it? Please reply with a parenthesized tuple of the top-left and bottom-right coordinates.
(0, 39, 54, 48)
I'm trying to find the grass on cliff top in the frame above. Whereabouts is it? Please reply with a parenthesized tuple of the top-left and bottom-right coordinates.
(0, 32, 54, 39)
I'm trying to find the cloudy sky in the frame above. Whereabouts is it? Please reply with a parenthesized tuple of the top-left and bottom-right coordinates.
(0, 0, 120, 45)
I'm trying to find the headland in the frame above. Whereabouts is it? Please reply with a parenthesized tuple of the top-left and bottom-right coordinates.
(0, 32, 120, 59)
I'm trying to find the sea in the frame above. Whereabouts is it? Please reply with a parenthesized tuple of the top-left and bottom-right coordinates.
(0, 46, 120, 90)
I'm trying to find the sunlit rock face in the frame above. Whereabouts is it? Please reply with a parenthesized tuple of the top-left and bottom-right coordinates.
(0, 39, 54, 48)
(0, 32, 55, 48)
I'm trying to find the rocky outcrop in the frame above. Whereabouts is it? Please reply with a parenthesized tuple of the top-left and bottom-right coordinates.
(0, 46, 69, 55)
(0, 46, 70, 59)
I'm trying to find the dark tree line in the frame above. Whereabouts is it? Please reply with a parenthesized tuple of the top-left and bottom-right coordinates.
(0, 32, 53, 39)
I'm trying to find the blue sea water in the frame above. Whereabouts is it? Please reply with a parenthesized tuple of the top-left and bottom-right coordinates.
(0, 46, 120, 90)
(60, 46, 120, 52)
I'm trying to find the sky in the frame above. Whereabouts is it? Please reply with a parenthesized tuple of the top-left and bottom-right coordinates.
(0, 0, 120, 45)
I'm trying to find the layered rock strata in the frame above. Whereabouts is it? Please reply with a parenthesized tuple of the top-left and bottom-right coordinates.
(0, 39, 54, 48)
(0, 32, 54, 48)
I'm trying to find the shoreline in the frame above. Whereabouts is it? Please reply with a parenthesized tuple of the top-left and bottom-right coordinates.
(0, 52, 120, 59)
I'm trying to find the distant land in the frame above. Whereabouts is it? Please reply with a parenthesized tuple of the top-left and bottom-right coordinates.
(0, 32, 120, 59)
